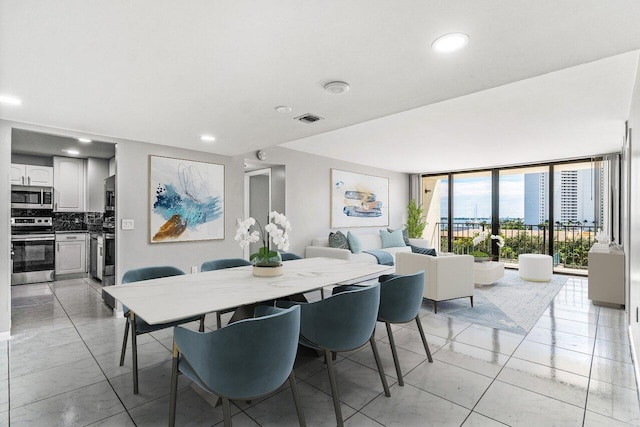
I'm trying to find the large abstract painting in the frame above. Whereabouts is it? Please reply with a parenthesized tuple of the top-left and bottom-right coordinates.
(149, 156, 224, 243)
(330, 169, 389, 228)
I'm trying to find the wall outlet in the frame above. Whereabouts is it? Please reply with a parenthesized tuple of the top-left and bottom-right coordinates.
(122, 219, 134, 230)
(191, 266, 198, 274)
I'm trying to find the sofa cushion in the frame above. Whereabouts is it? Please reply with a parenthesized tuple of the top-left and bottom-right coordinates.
(380, 229, 406, 248)
(328, 231, 349, 249)
(347, 231, 362, 253)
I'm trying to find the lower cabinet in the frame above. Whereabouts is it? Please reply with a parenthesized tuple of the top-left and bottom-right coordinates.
(55, 233, 87, 276)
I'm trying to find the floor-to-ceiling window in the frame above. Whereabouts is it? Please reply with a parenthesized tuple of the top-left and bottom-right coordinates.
(423, 157, 611, 274)
(452, 171, 493, 255)
(498, 165, 550, 263)
(421, 174, 448, 251)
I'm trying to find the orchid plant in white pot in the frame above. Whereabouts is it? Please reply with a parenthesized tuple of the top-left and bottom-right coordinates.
(470, 230, 504, 261)
(235, 211, 291, 275)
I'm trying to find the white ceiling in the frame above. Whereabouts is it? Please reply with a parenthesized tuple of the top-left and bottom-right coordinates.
(1, 1, 640, 173)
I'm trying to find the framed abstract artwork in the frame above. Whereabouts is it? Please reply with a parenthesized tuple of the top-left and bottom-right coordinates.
(149, 155, 225, 243)
(330, 169, 389, 228)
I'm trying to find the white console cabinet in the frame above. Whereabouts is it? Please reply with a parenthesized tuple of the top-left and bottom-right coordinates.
(588, 245, 625, 307)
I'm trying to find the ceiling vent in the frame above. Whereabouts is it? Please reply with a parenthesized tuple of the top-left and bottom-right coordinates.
(295, 113, 323, 124)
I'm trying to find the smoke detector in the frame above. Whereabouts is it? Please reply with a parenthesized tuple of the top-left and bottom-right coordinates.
(324, 81, 350, 94)
(295, 113, 324, 124)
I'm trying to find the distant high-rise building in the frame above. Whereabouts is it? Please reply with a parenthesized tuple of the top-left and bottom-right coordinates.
(524, 169, 598, 226)
(524, 173, 547, 225)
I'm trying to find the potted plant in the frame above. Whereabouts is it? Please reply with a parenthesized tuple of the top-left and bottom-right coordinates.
(406, 199, 427, 239)
(471, 230, 504, 262)
(235, 211, 291, 276)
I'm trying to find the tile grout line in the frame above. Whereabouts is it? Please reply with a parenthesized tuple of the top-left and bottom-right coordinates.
(45, 280, 139, 427)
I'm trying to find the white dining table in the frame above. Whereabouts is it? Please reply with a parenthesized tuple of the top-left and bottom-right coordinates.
(104, 257, 393, 325)
(105, 257, 392, 394)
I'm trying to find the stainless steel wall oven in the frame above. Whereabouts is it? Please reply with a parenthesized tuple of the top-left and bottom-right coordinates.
(11, 216, 55, 285)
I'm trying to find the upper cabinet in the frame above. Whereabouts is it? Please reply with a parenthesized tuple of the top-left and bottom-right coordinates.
(11, 163, 54, 186)
(53, 156, 86, 212)
(86, 158, 110, 212)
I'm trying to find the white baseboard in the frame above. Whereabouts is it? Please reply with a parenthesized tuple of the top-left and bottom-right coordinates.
(0, 331, 11, 342)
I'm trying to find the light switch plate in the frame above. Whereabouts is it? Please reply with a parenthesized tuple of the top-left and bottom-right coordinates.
(122, 219, 134, 230)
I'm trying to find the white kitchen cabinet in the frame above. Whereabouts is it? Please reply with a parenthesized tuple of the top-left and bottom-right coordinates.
(97, 236, 104, 280)
(55, 233, 87, 275)
(86, 158, 110, 212)
(11, 163, 54, 186)
(53, 156, 86, 212)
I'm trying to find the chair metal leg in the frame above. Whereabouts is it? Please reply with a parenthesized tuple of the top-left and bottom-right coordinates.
(169, 343, 179, 427)
(470, 295, 474, 308)
(324, 349, 344, 427)
(119, 318, 129, 366)
(199, 315, 205, 332)
(415, 315, 433, 363)
(131, 312, 139, 394)
(369, 334, 391, 397)
(320, 288, 325, 299)
(385, 322, 404, 386)
(222, 397, 232, 427)
(216, 312, 222, 329)
(289, 371, 307, 427)
(434, 300, 438, 314)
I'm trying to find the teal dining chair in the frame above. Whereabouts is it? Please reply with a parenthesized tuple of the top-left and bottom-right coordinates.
(120, 266, 205, 394)
(377, 271, 433, 385)
(201, 258, 251, 272)
(169, 305, 305, 427)
(278, 282, 389, 427)
(200, 258, 252, 328)
(280, 252, 302, 261)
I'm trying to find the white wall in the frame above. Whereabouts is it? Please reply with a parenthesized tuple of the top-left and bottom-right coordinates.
(115, 140, 245, 279)
(626, 60, 640, 367)
(0, 122, 11, 338)
(237, 146, 410, 257)
(0, 121, 409, 337)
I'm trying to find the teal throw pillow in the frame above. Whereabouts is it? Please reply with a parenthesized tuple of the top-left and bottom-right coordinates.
(347, 231, 362, 253)
(380, 228, 406, 248)
(328, 231, 349, 250)
(388, 227, 411, 245)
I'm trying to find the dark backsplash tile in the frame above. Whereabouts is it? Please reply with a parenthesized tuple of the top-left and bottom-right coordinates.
(53, 212, 104, 232)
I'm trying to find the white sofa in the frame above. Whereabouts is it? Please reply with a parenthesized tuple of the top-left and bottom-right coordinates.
(396, 252, 475, 313)
(305, 232, 431, 265)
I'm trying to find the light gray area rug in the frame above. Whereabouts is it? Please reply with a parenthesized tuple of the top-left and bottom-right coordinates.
(423, 270, 568, 335)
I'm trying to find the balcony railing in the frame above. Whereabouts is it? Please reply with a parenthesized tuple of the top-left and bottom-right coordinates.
(435, 221, 596, 270)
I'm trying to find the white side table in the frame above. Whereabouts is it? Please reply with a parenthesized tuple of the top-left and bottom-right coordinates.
(474, 261, 505, 285)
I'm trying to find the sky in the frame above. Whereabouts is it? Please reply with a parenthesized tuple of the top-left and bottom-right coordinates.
(440, 175, 525, 219)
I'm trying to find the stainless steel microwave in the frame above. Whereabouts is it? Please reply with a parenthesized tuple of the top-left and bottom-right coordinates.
(11, 185, 53, 209)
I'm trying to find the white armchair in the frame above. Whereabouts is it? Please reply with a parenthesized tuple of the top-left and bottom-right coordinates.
(396, 252, 475, 313)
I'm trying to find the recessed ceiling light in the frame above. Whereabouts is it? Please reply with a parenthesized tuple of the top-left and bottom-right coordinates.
(432, 33, 469, 53)
(324, 81, 350, 94)
(63, 149, 80, 155)
(275, 106, 293, 113)
(200, 135, 216, 142)
(0, 95, 22, 105)
(78, 138, 92, 143)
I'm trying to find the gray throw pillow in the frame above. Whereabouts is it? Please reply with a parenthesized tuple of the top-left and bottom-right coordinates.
(411, 245, 437, 256)
(328, 231, 350, 250)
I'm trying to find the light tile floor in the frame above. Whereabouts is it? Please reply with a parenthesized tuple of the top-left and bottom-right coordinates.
(1, 275, 639, 426)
